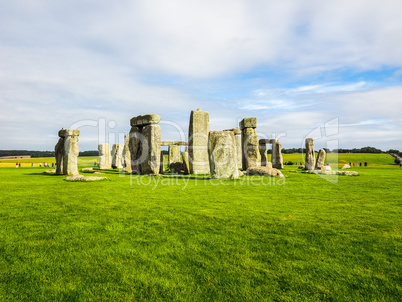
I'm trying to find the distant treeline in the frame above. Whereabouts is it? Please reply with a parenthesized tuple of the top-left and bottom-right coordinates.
(0, 150, 99, 158)
(0, 147, 400, 157)
(275, 146, 388, 154)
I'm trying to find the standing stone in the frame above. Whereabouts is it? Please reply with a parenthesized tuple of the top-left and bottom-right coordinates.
(111, 144, 124, 169)
(128, 126, 142, 174)
(241, 126, 261, 169)
(182, 151, 190, 174)
(315, 149, 326, 170)
(98, 143, 111, 170)
(272, 141, 284, 169)
(55, 137, 65, 174)
(122, 135, 131, 172)
(159, 150, 165, 174)
(208, 131, 238, 179)
(305, 138, 315, 170)
(188, 108, 210, 174)
(168, 145, 181, 167)
(141, 124, 161, 175)
(60, 129, 80, 176)
(224, 127, 242, 170)
(259, 142, 268, 167)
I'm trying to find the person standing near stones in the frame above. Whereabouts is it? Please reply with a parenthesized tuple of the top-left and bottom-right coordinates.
(16, 162, 18, 168)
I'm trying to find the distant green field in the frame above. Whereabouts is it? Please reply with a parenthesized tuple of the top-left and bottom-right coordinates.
(0, 154, 401, 301)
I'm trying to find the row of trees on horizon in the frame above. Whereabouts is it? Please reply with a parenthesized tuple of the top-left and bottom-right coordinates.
(1, 147, 401, 158)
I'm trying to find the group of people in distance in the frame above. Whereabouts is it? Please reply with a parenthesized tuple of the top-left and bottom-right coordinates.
(15, 162, 53, 168)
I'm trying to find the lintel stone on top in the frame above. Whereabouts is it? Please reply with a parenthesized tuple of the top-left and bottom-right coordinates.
(130, 114, 161, 127)
(239, 117, 257, 130)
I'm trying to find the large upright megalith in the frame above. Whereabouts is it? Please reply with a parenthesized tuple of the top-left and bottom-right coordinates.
(224, 127, 242, 169)
(111, 144, 124, 169)
(122, 134, 131, 172)
(141, 123, 161, 175)
(272, 140, 284, 169)
(129, 114, 161, 175)
(240, 117, 261, 170)
(55, 137, 65, 174)
(168, 145, 181, 167)
(259, 142, 267, 167)
(208, 131, 238, 179)
(188, 108, 210, 174)
(305, 138, 315, 170)
(98, 143, 111, 169)
(315, 149, 326, 170)
(55, 129, 80, 175)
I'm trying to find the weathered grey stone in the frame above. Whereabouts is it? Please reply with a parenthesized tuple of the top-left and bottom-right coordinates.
(98, 143, 111, 170)
(169, 162, 183, 173)
(188, 108, 210, 174)
(111, 144, 124, 169)
(341, 164, 351, 169)
(62, 130, 79, 175)
(81, 168, 93, 172)
(66, 175, 107, 181)
(321, 165, 332, 172)
(130, 114, 161, 127)
(140, 124, 161, 175)
(208, 131, 239, 179)
(159, 151, 165, 174)
(55, 137, 64, 174)
(259, 139, 278, 144)
(224, 128, 242, 169)
(239, 117, 257, 130)
(58, 129, 80, 137)
(168, 145, 181, 167)
(315, 149, 326, 170)
(272, 141, 283, 169)
(123, 134, 132, 172)
(305, 138, 315, 170)
(241, 127, 261, 169)
(246, 166, 284, 178)
(259, 142, 268, 166)
(161, 141, 188, 146)
(224, 127, 242, 135)
(182, 151, 190, 174)
(128, 126, 142, 174)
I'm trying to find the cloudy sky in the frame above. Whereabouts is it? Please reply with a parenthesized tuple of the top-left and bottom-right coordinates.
(1, 0, 401, 151)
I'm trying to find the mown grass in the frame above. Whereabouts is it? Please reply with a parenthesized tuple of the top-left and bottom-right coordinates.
(0, 154, 401, 301)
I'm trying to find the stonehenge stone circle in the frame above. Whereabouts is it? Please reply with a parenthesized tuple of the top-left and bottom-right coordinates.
(315, 149, 326, 170)
(208, 131, 239, 179)
(240, 118, 261, 170)
(55, 129, 80, 175)
(98, 143, 112, 170)
(111, 143, 124, 169)
(188, 108, 210, 174)
(305, 138, 315, 170)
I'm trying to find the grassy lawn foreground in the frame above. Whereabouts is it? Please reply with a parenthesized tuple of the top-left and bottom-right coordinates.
(0, 154, 401, 301)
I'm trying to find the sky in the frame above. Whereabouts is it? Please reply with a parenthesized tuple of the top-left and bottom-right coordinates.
(1, 0, 402, 151)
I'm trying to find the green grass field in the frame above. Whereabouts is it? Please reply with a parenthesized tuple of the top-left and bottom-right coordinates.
(0, 154, 401, 301)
